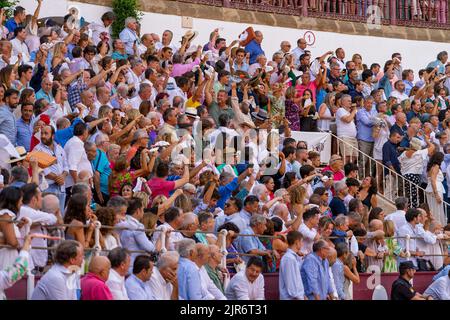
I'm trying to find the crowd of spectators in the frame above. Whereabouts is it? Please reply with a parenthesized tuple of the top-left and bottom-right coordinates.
(0, 1, 449, 300)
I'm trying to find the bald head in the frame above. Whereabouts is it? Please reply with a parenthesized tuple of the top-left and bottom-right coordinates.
(369, 219, 383, 232)
(88, 256, 111, 281)
(42, 194, 60, 215)
(194, 243, 210, 267)
(327, 247, 337, 266)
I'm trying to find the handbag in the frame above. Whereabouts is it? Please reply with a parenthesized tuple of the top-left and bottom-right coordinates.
(416, 258, 435, 271)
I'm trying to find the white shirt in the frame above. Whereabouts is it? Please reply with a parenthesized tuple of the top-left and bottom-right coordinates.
(106, 268, 129, 300)
(11, 38, 30, 64)
(19, 205, 57, 267)
(64, 136, 93, 188)
(225, 270, 264, 300)
(88, 22, 111, 46)
(390, 90, 409, 102)
(152, 222, 184, 251)
(126, 71, 143, 97)
(199, 265, 227, 300)
(399, 149, 428, 175)
(423, 275, 450, 300)
(385, 210, 407, 233)
(155, 42, 179, 54)
(130, 95, 144, 110)
(291, 47, 306, 67)
(148, 267, 173, 300)
(336, 108, 357, 138)
(298, 223, 317, 255)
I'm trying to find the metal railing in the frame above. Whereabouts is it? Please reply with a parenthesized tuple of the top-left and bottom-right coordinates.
(327, 129, 450, 224)
(174, 0, 450, 29)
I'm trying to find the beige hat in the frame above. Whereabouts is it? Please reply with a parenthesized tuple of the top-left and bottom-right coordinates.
(8, 146, 28, 164)
(329, 154, 343, 164)
(182, 30, 199, 43)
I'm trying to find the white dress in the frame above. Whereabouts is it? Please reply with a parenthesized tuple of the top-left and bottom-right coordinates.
(373, 126, 389, 160)
(317, 105, 332, 131)
(0, 209, 20, 270)
(425, 169, 446, 226)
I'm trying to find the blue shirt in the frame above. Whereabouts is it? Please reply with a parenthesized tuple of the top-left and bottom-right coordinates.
(279, 248, 305, 300)
(403, 80, 414, 96)
(331, 259, 345, 300)
(35, 89, 54, 103)
(5, 18, 20, 33)
(330, 229, 347, 246)
(433, 265, 450, 282)
(119, 28, 139, 55)
(15, 118, 33, 151)
(217, 177, 239, 209)
(178, 257, 204, 300)
(329, 197, 347, 217)
(235, 227, 265, 264)
(356, 107, 377, 142)
(0, 105, 17, 145)
(111, 51, 128, 61)
(91, 149, 111, 195)
(406, 110, 421, 122)
(229, 209, 252, 234)
(31, 264, 79, 300)
(245, 40, 265, 65)
(125, 274, 155, 300)
(55, 118, 83, 148)
(382, 140, 401, 174)
(379, 74, 392, 98)
(300, 252, 333, 300)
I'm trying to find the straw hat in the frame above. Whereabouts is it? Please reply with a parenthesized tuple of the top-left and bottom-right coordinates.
(8, 146, 28, 164)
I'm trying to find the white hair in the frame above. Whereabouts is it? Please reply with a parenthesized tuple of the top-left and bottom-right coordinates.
(252, 184, 267, 199)
(180, 213, 197, 229)
(176, 239, 196, 258)
(147, 111, 159, 120)
(156, 251, 180, 269)
(125, 17, 137, 26)
(95, 133, 108, 146)
(42, 194, 59, 214)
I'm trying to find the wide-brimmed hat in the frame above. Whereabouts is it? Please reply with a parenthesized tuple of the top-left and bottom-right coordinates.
(181, 30, 199, 43)
(0, 135, 20, 158)
(251, 109, 269, 122)
(185, 108, 198, 118)
(8, 146, 28, 164)
(240, 120, 256, 129)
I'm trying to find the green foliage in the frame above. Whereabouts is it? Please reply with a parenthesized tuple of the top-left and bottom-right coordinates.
(0, 0, 19, 19)
(111, 0, 142, 38)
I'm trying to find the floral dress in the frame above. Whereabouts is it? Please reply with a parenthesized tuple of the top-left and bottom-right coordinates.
(0, 251, 29, 300)
(269, 94, 285, 127)
(285, 99, 302, 131)
(382, 238, 402, 272)
(109, 170, 137, 198)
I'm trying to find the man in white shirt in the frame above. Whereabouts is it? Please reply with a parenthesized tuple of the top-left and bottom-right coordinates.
(19, 183, 60, 269)
(335, 94, 358, 164)
(89, 11, 115, 46)
(298, 208, 320, 255)
(64, 122, 92, 195)
(397, 208, 426, 267)
(94, 86, 113, 112)
(195, 243, 227, 300)
(291, 38, 307, 68)
(225, 257, 265, 300)
(106, 247, 130, 300)
(11, 26, 30, 64)
(155, 29, 179, 53)
(148, 251, 179, 300)
(390, 80, 409, 102)
(385, 197, 408, 233)
(152, 206, 184, 251)
(130, 83, 152, 110)
(126, 58, 145, 97)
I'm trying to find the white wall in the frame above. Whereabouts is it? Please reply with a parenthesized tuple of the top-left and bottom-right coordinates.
(20, 0, 449, 76)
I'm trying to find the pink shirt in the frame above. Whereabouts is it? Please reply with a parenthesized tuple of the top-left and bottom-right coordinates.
(171, 58, 200, 78)
(321, 166, 345, 181)
(295, 81, 318, 101)
(80, 273, 113, 300)
(147, 177, 176, 198)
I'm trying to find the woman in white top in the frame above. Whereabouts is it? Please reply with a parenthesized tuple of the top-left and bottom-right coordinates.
(96, 207, 121, 251)
(317, 92, 336, 132)
(0, 187, 23, 270)
(425, 152, 447, 226)
(372, 105, 391, 192)
(399, 137, 434, 208)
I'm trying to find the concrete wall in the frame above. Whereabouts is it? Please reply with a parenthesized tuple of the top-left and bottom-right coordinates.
(19, 0, 450, 76)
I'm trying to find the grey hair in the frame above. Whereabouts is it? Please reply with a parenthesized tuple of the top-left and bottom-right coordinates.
(176, 239, 196, 258)
(71, 183, 90, 196)
(42, 194, 60, 214)
(341, 94, 352, 101)
(107, 196, 128, 208)
(11, 166, 28, 183)
(156, 251, 180, 269)
(107, 143, 120, 154)
(95, 133, 108, 146)
(251, 184, 267, 199)
(84, 141, 96, 152)
(312, 239, 328, 252)
(219, 172, 234, 183)
(334, 181, 347, 193)
(138, 83, 151, 94)
(394, 197, 408, 210)
(250, 214, 266, 227)
(124, 17, 137, 26)
(180, 212, 197, 229)
(147, 111, 159, 120)
(334, 215, 348, 227)
(272, 203, 289, 216)
(274, 188, 288, 198)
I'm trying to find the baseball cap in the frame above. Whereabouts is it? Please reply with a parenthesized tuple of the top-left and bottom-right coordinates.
(399, 261, 418, 272)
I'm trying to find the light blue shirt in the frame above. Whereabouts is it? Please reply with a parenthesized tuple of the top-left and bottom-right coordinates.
(117, 215, 156, 274)
(91, 149, 111, 195)
(279, 248, 305, 300)
(356, 107, 377, 142)
(300, 252, 333, 300)
(235, 227, 266, 264)
(31, 264, 79, 300)
(125, 274, 155, 300)
(0, 105, 17, 145)
(178, 257, 204, 300)
(423, 275, 450, 300)
(331, 259, 345, 300)
(119, 27, 139, 55)
(35, 89, 55, 104)
(15, 117, 33, 151)
(433, 265, 450, 282)
(229, 209, 252, 235)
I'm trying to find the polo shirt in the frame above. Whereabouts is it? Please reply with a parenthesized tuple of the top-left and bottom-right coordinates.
(91, 149, 111, 195)
(391, 277, 416, 300)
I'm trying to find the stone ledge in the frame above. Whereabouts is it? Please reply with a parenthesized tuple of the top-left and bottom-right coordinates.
(75, 0, 450, 43)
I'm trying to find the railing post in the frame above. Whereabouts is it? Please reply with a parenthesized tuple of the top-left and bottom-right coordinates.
(390, 0, 397, 24)
(223, 0, 230, 8)
(405, 234, 411, 260)
(219, 229, 228, 269)
(160, 226, 168, 253)
(93, 221, 101, 256)
(301, 0, 309, 16)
